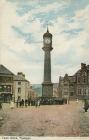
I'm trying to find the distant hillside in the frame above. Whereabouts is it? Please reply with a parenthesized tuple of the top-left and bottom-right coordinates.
(32, 84, 42, 96)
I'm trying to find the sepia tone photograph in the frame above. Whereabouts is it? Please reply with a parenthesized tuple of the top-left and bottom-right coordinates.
(0, 0, 89, 139)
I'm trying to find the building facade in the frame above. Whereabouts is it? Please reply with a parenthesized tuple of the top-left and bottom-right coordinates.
(0, 65, 31, 103)
(58, 63, 89, 100)
(13, 72, 30, 102)
(0, 65, 14, 103)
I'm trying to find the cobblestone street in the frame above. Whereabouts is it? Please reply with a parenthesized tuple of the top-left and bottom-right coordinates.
(0, 101, 89, 136)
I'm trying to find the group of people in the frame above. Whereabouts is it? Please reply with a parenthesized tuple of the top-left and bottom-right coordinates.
(16, 99, 41, 108)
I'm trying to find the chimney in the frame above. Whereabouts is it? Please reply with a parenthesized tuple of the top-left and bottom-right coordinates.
(17, 72, 25, 78)
(81, 63, 86, 69)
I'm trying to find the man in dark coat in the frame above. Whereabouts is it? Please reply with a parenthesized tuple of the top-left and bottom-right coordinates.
(84, 99, 89, 112)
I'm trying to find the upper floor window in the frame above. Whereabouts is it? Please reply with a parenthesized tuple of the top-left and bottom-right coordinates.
(64, 92, 68, 95)
(83, 77, 86, 83)
(64, 84, 68, 86)
(78, 89, 81, 95)
(83, 71, 87, 76)
(18, 88, 21, 93)
(77, 77, 81, 83)
(18, 82, 21, 85)
(70, 92, 74, 96)
(82, 71, 87, 83)
(7, 85, 11, 92)
(83, 89, 86, 95)
(70, 84, 73, 86)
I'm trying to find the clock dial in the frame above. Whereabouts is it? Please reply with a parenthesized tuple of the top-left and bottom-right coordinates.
(44, 38, 51, 44)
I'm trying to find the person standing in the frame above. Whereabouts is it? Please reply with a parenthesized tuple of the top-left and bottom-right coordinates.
(25, 99, 28, 107)
(35, 100, 38, 108)
(10, 100, 14, 109)
(22, 99, 24, 107)
(76, 98, 79, 103)
(0, 102, 2, 110)
(84, 99, 89, 112)
(37, 100, 40, 107)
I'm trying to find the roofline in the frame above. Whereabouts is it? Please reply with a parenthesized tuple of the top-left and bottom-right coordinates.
(13, 79, 29, 82)
(0, 74, 14, 76)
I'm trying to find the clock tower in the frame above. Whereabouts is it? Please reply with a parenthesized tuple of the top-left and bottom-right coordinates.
(42, 28, 53, 97)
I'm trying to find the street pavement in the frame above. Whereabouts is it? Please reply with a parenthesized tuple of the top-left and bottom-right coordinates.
(0, 101, 89, 136)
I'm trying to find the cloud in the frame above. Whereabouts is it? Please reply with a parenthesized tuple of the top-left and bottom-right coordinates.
(15, 1, 67, 16)
(50, 4, 89, 80)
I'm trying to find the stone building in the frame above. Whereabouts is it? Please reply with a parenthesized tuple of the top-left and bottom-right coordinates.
(53, 83, 59, 97)
(0, 65, 14, 102)
(0, 65, 31, 103)
(13, 72, 30, 102)
(58, 63, 89, 100)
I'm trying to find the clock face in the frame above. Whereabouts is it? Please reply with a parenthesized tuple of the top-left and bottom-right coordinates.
(44, 38, 51, 44)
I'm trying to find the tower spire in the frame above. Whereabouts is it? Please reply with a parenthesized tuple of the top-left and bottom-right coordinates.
(47, 22, 49, 32)
(47, 26, 49, 32)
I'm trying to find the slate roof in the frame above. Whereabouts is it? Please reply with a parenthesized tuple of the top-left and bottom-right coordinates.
(74, 65, 89, 76)
(0, 65, 14, 75)
(14, 75, 28, 81)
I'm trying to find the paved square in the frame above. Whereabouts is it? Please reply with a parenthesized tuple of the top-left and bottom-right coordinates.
(0, 101, 89, 136)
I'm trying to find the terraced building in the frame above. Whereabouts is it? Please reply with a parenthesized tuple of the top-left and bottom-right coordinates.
(58, 63, 89, 100)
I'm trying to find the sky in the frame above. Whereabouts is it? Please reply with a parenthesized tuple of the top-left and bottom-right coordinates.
(0, 0, 89, 84)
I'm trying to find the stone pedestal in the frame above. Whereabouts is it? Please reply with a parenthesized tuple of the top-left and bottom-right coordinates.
(42, 82, 53, 97)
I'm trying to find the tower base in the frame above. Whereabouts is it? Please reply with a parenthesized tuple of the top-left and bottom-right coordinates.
(42, 82, 53, 97)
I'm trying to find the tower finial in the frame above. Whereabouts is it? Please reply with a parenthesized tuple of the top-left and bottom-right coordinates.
(47, 26, 49, 32)
(47, 22, 49, 32)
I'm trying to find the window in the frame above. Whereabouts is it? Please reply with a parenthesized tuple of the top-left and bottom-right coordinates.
(64, 84, 68, 86)
(83, 89, 86, 95)
(83, 77, 86, 83)
(70, 84, 73, 86)
(18, 88, 21, 93)
(64, 92, 68, 95)
(7, 86, 11, 92)
(82, 71, 87, 83)
(78, 89, 81, 95)
(70, 92, 74, 96)
(18, 82, 21, 85)
(78, 77, 80, 83)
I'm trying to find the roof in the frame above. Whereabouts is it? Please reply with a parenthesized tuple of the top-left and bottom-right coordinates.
(68, 76, 76, 83)
(14, 75, 29, 82)
(74, 69, 81, 76)
(43, 28, 52, 38)
(0, 65, 14, 75)
(74, 66, 89, 76)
